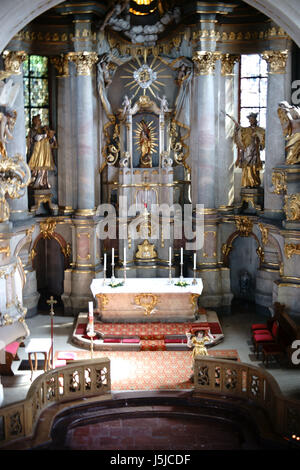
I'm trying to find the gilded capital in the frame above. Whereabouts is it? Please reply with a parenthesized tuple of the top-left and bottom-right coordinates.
(51, 54, 70, 77)
(262, 50, 288, 74)
(68, 51, 98, 75)
(192, 51, 220, 75)
(2, 50, 27, 75)
(220, 54, 240, 76)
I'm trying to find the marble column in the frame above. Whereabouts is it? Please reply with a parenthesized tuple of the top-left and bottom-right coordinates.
(3, 51, 30, 221)
(262, 50, 289, 219)
(191, 50, 219, 210)
(68, 51, 98, 216)
(51, 54, 74, 215)
(217, 54, 240, 212)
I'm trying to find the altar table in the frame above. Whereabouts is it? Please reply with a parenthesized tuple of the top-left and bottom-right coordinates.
(90, 278, 203, 322)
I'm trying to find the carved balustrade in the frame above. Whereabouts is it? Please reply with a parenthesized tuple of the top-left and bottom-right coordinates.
(0, 358, 111, 445)
(193, 357, 300, 442)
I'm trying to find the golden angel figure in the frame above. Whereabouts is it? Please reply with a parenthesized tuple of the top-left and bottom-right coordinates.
(233, 112, 265, 188)
(186, 328, 215, 358)
(139, 119, 153, 168)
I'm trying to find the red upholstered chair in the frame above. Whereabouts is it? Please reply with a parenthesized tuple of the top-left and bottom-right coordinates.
(252, 321, 279, 358)
(251, 318, 275, 335)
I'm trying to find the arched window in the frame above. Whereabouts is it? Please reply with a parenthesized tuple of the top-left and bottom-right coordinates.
(23, 55, 49, 136)
(239, 54, 267, 160)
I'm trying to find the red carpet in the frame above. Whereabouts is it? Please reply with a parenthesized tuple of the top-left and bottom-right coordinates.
(55, 349, 238, 391)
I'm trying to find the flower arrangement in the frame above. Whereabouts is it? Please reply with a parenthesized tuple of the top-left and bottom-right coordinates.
(109, 280, 124, 288)
(175, 280, 189, 287)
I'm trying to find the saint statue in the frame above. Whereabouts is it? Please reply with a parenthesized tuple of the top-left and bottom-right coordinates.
(277, 101, 300, 164)
(139, 119, 152, 168)
(233, 112, 265, 188)
(27, 114, 57, 189)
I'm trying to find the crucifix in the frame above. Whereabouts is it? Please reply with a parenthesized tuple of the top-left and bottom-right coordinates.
(47, 296, 57, 369)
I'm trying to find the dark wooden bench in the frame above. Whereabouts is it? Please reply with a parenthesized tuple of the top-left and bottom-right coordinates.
(0, 341, 21, 376)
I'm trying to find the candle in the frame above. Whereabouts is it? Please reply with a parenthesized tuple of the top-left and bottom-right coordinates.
(104, 253, 107, 271)
(124, 247, 126, 265)
(112, 247, 114, 266)
(169, 246, 172, 266)
(180, 247, 183, 264)
(88, 301, 93, 320)
(194, 252, 196, 270)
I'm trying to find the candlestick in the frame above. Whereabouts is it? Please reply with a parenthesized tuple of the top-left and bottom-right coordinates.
(124, 247, 126, 265)
(112, 248, 114, 266)
(104, 253, 107, 271)
(169, 246, 172, 266)
(180, 247, 183, 265)
(193, 252, 196, 270)
(179, 248, 184, 281)
(87, 301, 95, 359)
(103, 253, 107, 285)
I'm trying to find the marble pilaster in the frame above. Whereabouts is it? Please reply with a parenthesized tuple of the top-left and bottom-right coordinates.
(262, 50, 290, 219)
(217, 54, 240, 211)
(51, 54, 74, 215)
(68, 51, 98, 216)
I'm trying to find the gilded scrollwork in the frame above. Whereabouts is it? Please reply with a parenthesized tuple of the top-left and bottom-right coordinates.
(134, 293, 158, 316)
(40, 218, 57, 239)
(51, 54, 70, 77)
(272, 170, 287, 194)
(258, 223, 269, 246)
(284, 194, 300, 221)
(2, 50, 27, 75)
(284, 243, 300, 259)
(234, 216, 253, 237)
(135, 239, 157, 260)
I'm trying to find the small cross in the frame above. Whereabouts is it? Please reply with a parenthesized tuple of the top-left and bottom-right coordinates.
(47, 296, 57, 315)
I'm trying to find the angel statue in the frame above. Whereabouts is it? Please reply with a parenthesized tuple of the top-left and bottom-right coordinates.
(227, 112, 265, 188)
(277, 101, 300, 164)
(157, 94, 170, 114)
(0, 107, 17, 157)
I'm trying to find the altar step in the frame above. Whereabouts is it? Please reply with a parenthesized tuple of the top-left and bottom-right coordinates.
(72, 312, 224, 351)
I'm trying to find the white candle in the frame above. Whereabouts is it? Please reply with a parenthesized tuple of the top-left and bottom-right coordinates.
(124, 247, 126, 265)
(194, 252, 196, 270)
(104, 253, 107, 271)
(169, 247, 172, 266)
(180, 247, 183, 264)
(112, 247, 114, 266)
(88, 301, 93, 320)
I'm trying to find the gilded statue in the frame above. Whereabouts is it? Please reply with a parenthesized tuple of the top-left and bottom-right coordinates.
(134, 119, 157, 168)
(277, 101, 300, 164)
(27, 114, 57, 189)
(0, 107, 17, 157)
(231, 112, 265, 188)
(186, 328, 215, 358)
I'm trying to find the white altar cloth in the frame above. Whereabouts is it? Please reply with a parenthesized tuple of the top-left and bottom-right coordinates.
(90, 278, 203, 296)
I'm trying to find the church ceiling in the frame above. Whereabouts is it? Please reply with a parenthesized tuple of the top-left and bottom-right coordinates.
(29, 0, 269, 45)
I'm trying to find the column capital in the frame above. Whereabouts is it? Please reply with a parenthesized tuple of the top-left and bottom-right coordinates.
(68, 51, 98, 76)
(192, 51, 220, 75)
(51, 54, 70, 77)
(2, 50, 27, 75)
(220, 53, 240, 76)
(262, 50, 288, 74)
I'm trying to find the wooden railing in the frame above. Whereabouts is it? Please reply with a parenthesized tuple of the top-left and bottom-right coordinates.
(194, 357, 300, 443)
(0, 358, 111, 445)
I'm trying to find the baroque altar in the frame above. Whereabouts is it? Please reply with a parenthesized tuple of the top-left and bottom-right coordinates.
(90, 278, 203, 322)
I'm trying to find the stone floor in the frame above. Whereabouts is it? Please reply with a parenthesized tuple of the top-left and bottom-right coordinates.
(1, 305, 300, 407)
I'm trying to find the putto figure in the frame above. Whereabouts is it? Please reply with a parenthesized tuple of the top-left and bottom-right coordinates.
(27, 114, 57, 189)
(186, 328, 215, 358)
(232, 112, 265, 188)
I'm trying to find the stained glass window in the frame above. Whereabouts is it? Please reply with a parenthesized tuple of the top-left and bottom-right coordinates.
(23, 55, 49, 136)
(240, 54, 267, 160)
